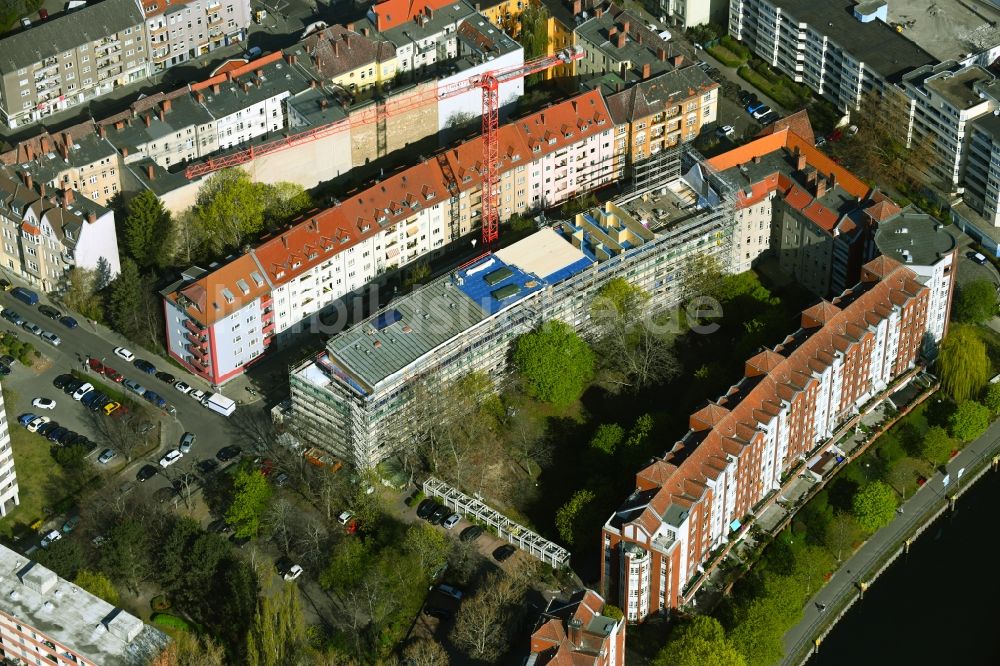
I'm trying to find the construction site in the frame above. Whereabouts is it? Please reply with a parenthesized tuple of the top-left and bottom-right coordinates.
(287, 145, 738, 468)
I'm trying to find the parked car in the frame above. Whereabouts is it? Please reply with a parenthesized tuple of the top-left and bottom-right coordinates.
(274, 472, 289, 487)
(0, 364, 10, 377)
(216, 445, 241, 462)
(40, 331, 60, 346)
(276, 557, 299, 578)
(40, 530, 62, 548)
(63, 379, 83, 395)
(123, 379, 146, 396)
(190, 389, 206, 402)
(752, 105, 772, 120)
(442, 513, 461, 529)
(46, 427, 68, 442)
(758, 111, 780, 125)
(143, 390, 166, 408)
(1, 309, 23, 326)
(416, 499, 439, 519)
(460, 525, 483, 543)
(37, 305, 60, 319)
(26, 416, 50, 432)
(717, 124, 735, 138)
(429, 505, 451, 524)
(31, 398, 55, 410)
(57, 430, 77, 445)
(133, 359, 156, 374)
(492, 544, 517, 562)
(159, 449, 183, 468)
(0, 355, 16, 367)
(179, 432, 195, 454)
(174, 381, 192, 394)
(337, 510, 354, 526)
(11, 287, 38, 306)
(21, 321, 41, 336)
(72, 383, 94, 401)
(435, 584, 463, 601)
(746, 100, 766, 114)
(207, 519, 230, 534)
(87, 358, 104, 373)
(423, 606, 453, 620)
(155, 371, 176, 384)
(59, 316, 78, 329)
(103, 367, 123, 383)
(61, 515, 79, 533)
(197, 459, 219, 475)
(17, 413, 36, 426)
(136, 465, 158, 482)
(970, 251, 989, 265)
(113, 347, 135, 362)
(0, 279, 10, 291)
(103, 401, 121, 416)
(98, 448, 117, 464)
(37, 421, 58, 436)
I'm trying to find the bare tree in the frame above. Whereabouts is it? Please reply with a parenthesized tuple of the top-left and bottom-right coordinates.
(451, 568, 530, 662)
(158, 460, 201, 511)
(264, 498, 296, 555)
(401, 639, 448, 666)
(294, 517, 329, 569)
(87, 410, 153, 463)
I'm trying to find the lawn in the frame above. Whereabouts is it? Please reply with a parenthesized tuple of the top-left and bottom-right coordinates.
(0, 417, 70, 537)
(738, 65, 808, 109)
(707, 44, 745, 68)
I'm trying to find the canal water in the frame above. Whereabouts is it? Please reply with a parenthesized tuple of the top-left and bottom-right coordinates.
(809, 474, 1000, 665)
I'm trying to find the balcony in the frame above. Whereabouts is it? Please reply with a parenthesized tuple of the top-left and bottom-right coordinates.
(187, 344, 208, 359)
(262, 321, 275, 336)
(207, 12, 223, 26)
(182, 318, 205, 335)
(185, 332, 207, 348)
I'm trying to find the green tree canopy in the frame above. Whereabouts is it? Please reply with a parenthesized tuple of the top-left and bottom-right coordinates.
(514, 320, 595, 407)
(555, 489, 596, 546)
(851, 480, 898, 533)
(589, 423, 625, 456)
(938, 326, 990, 402)
(225, 465, 273, 537)
(246, 585, 312, 666)
(123, 190, 171, 267)
(592, 278, 650, 319)
(920, 425, 955, 465)
(954, 280, 998, 324)
(655, 616, 746, 666)
(949, 400, 992, 442)
(824, 513, 861, 561)
(403, 523, 450, 574)
(983, 382, 1000, 415)
(319, 537, 370, 591)
(195, 169, 269, 254)
(74, 570, 119, 606)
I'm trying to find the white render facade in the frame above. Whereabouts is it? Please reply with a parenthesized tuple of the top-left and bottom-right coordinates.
(0, 384, 19, 517)
(144, 0, 252, 72)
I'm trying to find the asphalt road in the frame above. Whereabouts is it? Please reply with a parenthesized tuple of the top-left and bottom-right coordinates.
(0, 287, 264, 506)
(781, 418, 1000, 663)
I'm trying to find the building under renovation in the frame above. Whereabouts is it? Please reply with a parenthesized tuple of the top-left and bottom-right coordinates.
(288, 148, 738, 467)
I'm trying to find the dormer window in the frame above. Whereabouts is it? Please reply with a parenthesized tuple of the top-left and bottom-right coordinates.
(222, 288, 235, 304)
(275, 270, 286, 280)
(291, 260, 302, 269)
(236, 279, 250, 295)
(308, 252, 318, 260)
(250, 271, 264, 287)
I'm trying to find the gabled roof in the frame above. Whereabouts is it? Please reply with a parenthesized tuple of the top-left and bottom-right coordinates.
(369, 0, 455, 31)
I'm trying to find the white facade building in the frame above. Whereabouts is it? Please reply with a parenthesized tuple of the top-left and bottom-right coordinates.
(0, 384, 18, 517)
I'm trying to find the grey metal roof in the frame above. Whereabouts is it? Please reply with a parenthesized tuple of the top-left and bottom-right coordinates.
(326, 278, 486, 390)
(874, 209, 960, 265)
(0, 0, 144, 73)
(105, 93, 215, 150)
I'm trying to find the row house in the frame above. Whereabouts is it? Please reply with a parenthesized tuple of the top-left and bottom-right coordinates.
(161, 89, 615, 385)
(0, 0, 148, 128)
(298, 22, 398, 96)
(603, 255, 942, 622)
(141, 0, 251, 72)
(574, 5, 688, 83)
(0, 169, 120, 292)
(370, 0, 475, 74)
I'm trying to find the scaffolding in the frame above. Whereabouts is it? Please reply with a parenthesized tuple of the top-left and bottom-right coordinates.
(422, 476, 571, 568)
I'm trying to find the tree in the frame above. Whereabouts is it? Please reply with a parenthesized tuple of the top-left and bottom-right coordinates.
(320, 538, 370, 592)
(517, 1, 550, 58)
(195, 169, 269, 254)
(33, 539, 85, 579)
(851, 481, 898, 533)
(225, 465, 273, 538)
(123, 190, 171, 267)
(824, 513, 860, 561)
(401, 639, 448, 666)
(954, 280, 998, 324)
(592, 278, 649, 319)
(451, 569, 529, 661)
(886, 457, 925, 499)
(74, 570, 119, 606)
(938, 325, 990, 402)
(262, 181, 312, 227)
(728, 597, 786, 666)
(589, 423, 625, 456)
(559, 192, 598, 217)
(920, 425, 955, 465)
(949, 400, 992, 442)
(166, 632, 227, 666)
(514, 320, 595, 407)
(61, 267, 104, 322)
(246, 584, 312, 666)
(108, 258, 163, 348)
(654, 616, 746, 666)
(101, 518, 153, 594)
(403, 523, 450, 574)
(555, 489, 596, 545)
(403, 261, 431, 289)
(983, 382, 1000, 416)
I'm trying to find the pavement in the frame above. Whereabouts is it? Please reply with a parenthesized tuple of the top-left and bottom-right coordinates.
(780, 417, 1000, 664)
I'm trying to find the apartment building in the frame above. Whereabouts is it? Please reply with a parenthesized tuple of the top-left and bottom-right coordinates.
(603, 255, 942, 622)
(0, 123, 123, 207)
(0, 384, 19, 517)
(370, 0, 475, 74)
(0, 169, 120, 291)
(529, 589, 625, 666)
(103, 90, 218, 169)
(161, 89, 616, 385)
(287, 153, 736, 466)
(299, 22, 398, 95)
(0, 0, 148, 128)
(602, 65, 718, 178)
(0, 544, 170, 665)
(956, 113, 1000, 240)
(141, 0, 251, 72)
(574, 6, 686, 81)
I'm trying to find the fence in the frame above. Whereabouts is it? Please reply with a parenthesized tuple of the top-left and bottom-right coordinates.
(422, 477, 570, 568)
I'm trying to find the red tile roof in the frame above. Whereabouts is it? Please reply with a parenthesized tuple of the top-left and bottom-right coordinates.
(370, 0, 454, 30)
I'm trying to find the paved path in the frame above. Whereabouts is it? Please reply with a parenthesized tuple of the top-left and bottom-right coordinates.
(697, 48, 790, 114)
(781, 419, 1000, 664)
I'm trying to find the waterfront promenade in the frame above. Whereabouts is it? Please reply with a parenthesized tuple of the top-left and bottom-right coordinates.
(781, 419, 1000, 665)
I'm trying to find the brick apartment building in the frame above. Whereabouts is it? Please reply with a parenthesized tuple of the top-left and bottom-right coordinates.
(529, 589, 625, 666)
(601, 255, 947, 622)
(0, 544, 169, 665)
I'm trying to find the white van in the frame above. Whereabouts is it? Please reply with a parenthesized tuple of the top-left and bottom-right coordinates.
(202, 392, 236, 417)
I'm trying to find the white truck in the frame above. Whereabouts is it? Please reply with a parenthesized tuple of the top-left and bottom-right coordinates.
(202, 392, 236, 417)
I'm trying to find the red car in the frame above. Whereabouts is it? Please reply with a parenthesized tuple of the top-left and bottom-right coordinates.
(103, 366, 124, 383)
(87, 357, 104, 373)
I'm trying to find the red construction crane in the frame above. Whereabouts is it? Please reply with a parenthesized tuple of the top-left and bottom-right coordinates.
(184, 46, 584, 246)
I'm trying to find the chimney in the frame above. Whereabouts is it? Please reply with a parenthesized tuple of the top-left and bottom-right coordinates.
(162, 98, 172, 113)
(320, 98, 328, 109)
(475, 1, 480, 9)
(284, 52, 297, 65)
(334, 40, 340, 57)
(622, 20, 630, 33)
(642, 62, 651, 79)
(145, 164, 156, 181)
(196, 91, 206, 103)
(121, 146, 129, 157)
(86, 211, 97, 223)
(157, 107, 165, 122)
(346, 22, 354, 31)
(226, 71, 235, 82)
(596, 6, 603, 16)
(362, 26, 369, 36)
(62, 188, 73, 206)
(828, 172, 837, 190)
(144, 114, 151, 127)
(616, 32, 626, 48)
(752, 155, 761, 164)
(97, 124, 106, 138)
(309, 79, 317, 89)
(672, 54, 684, 67)
(38, 182, 46, 197)
(815, 177, 827, 199)
(255, 68, 263, 78)
(796, 152, 806, 171)
(115, 120, 125, 130)
(21, 172, 33, 190)
(425, 6, 433, 18)
(40, 136, 50, 154)
(572, 0, 581, 14)
(657, 47, 666, 61)
(240, 81, 249, 93)
(608, 26, 617, 39)
(636, 31, 642, 44)
(59, 140, 69, 161)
